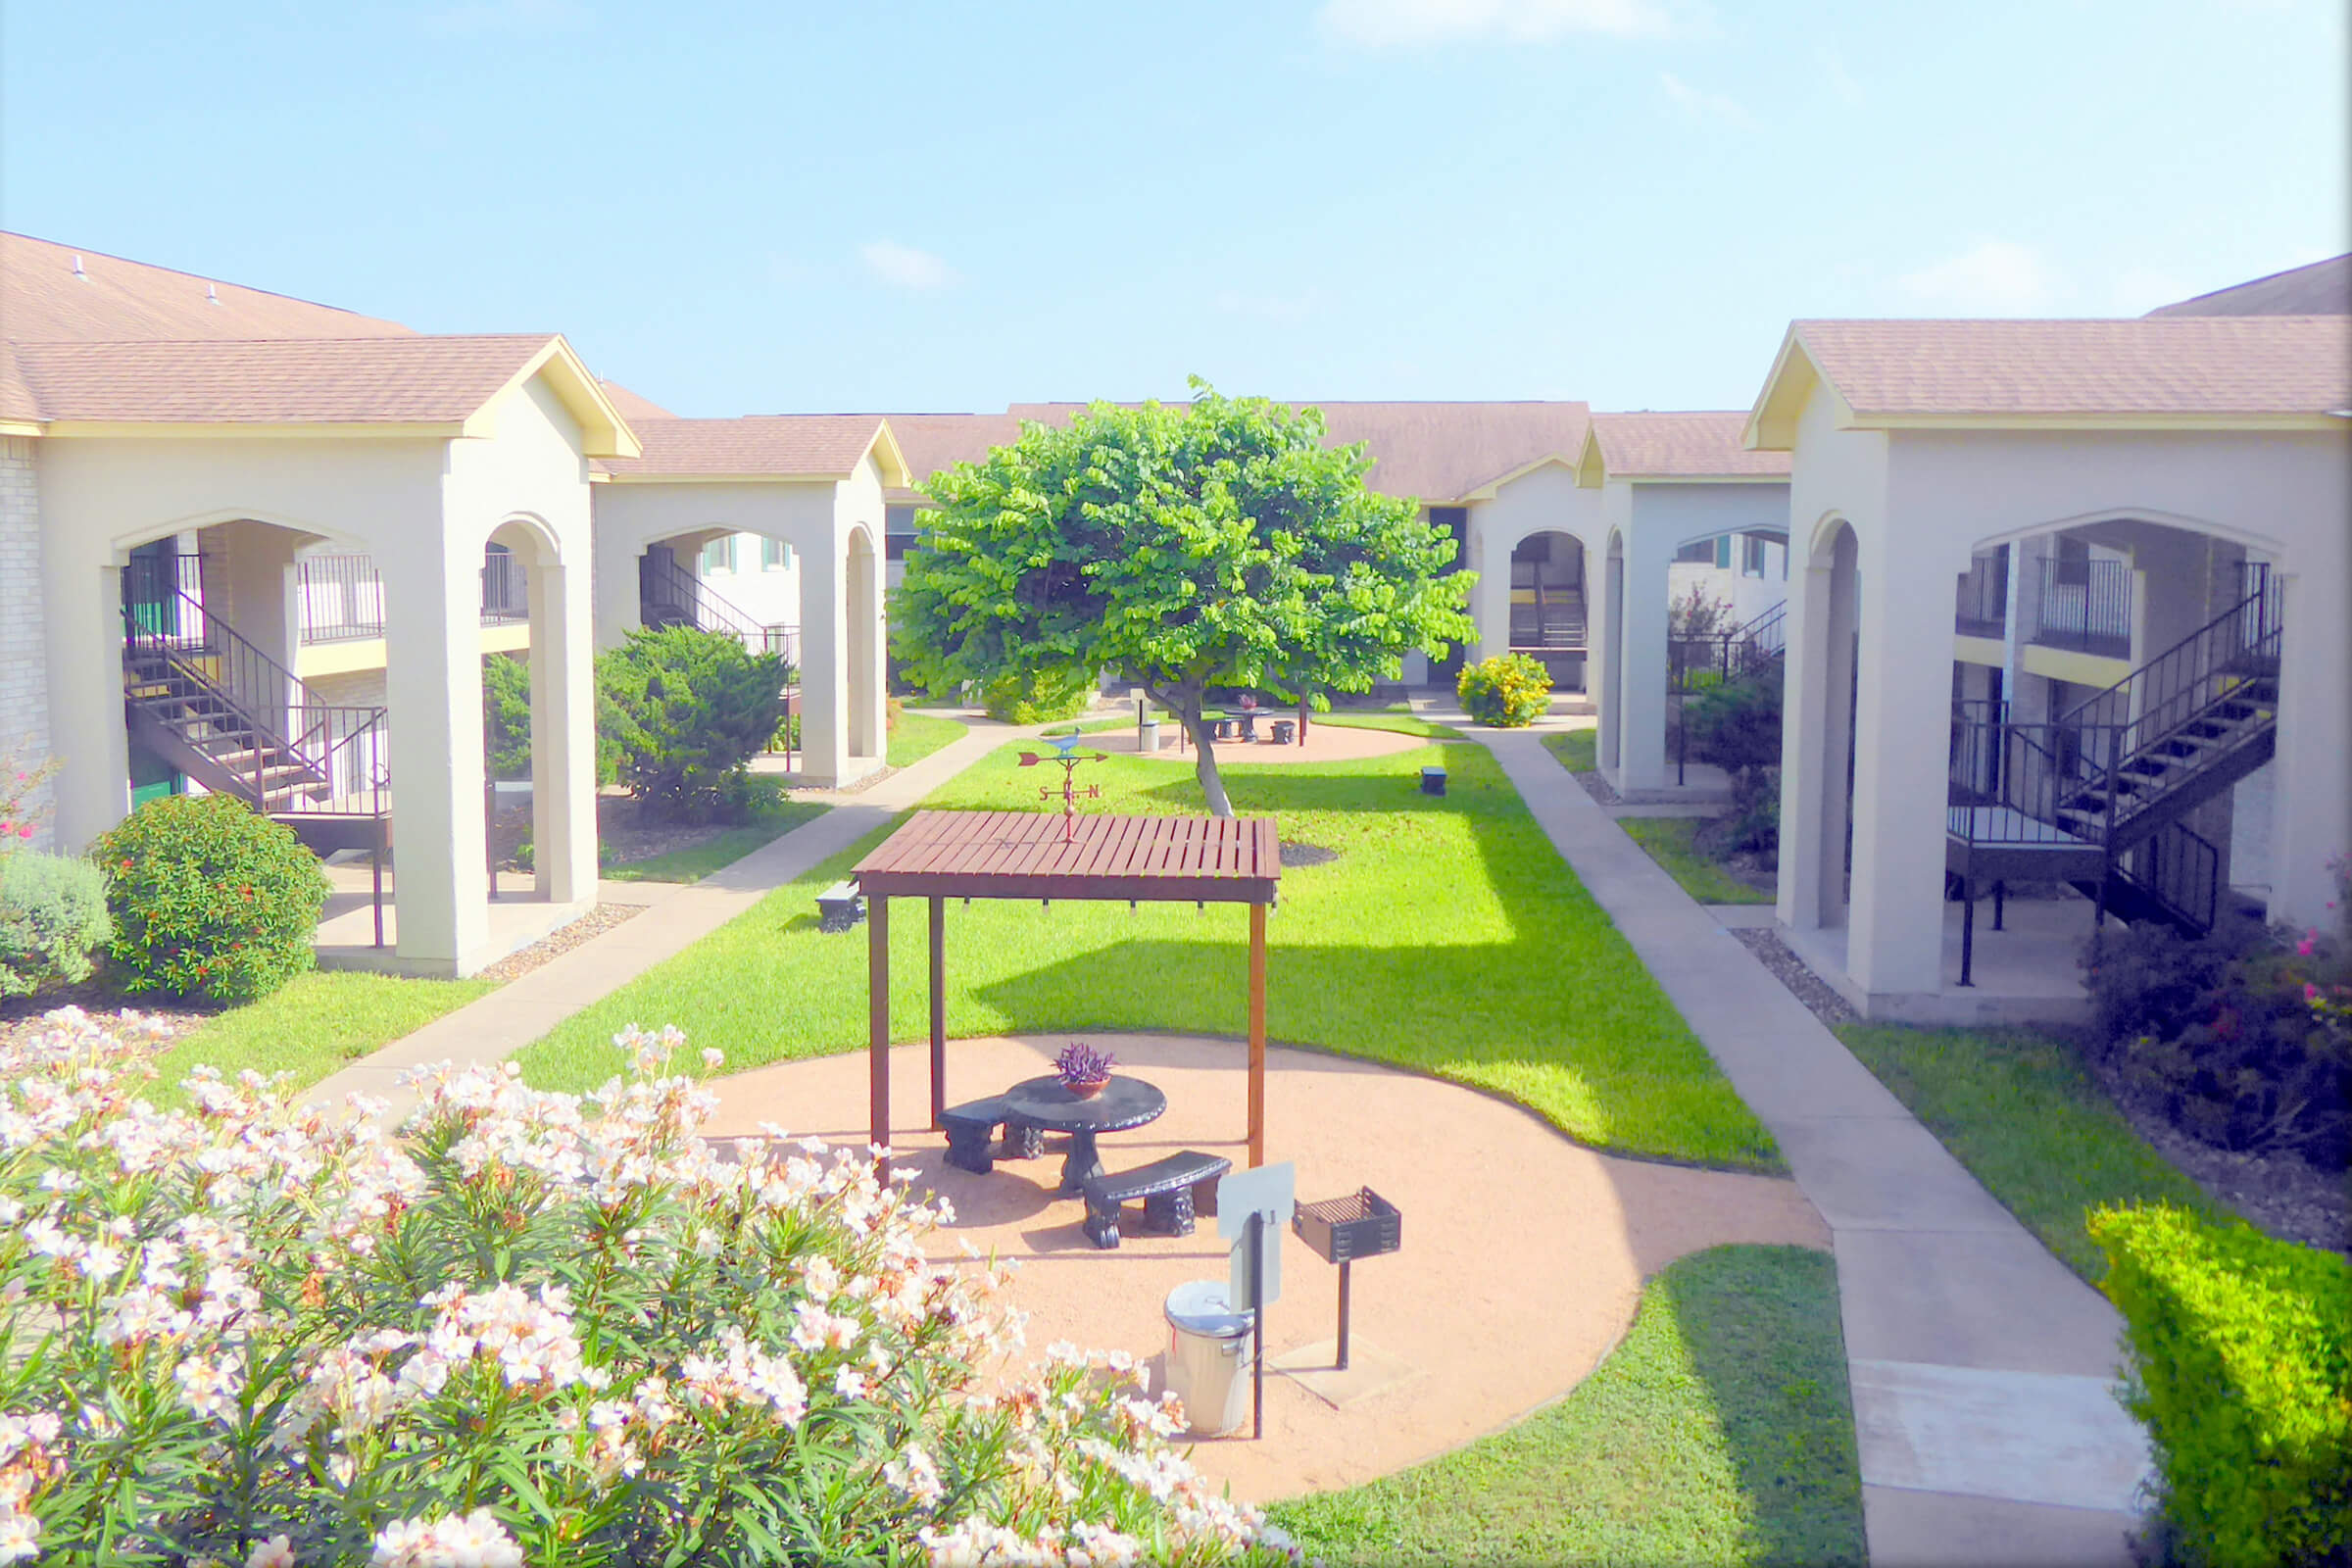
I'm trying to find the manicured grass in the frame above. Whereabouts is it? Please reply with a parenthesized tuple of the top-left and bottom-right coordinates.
(601, 808, 827, 884)
(1838, 1024, 2230, 1282)
(888, 710, 967, 768)
(1622, 816, 1774, 906)
(1315, 710, 1460, 739)
(1544, 728, 1597, 772)
(142, 970, 496, 1107)
(1268, 1245, 1863, 1566)
(518, 736, 1780, 1172)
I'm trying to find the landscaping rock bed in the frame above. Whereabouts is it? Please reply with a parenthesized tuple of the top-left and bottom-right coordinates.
(473, 901, 646, 984)
(1729, 927, 1859, 1026)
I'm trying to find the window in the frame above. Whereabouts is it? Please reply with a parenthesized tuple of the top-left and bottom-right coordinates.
(885, 503, 922, 563)
(761, 538, 792, 570)
(1741, 535, 1767, 577)
(1715, 537, 1733, 569)
(1674, 538, 1716, 564)
(701, 536, 737, 573)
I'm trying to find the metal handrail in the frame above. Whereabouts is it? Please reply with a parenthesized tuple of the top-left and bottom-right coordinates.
(298, 553, 387, 643)
(1953, 553, 2008, 638)
(480, 548, 529, 626)
(2029, 557, 2132, 658)
(639, 549, 800, 669)
(2053, 572, 2281, 754)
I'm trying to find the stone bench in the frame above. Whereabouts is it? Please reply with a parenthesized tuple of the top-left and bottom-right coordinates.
(816, 882, 865, 933)
(1080, 1151, 1232, 1249)
(939, 1097, 1044, 1175)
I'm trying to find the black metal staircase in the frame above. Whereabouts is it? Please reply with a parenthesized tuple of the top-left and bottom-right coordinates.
(122, 556, 391, 939)
(638, 547, 799, 667)
(1946, 566, 2280, 968)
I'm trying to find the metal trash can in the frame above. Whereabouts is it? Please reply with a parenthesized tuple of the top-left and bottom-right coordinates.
(1162, 1280, 1255, 1437)
(1139, 718, 1161, 754)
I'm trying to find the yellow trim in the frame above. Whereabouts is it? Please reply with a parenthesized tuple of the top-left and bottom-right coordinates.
(600, 471, 854, 485)
(1744, 326, 1820, 451)
(460, 336, 641, 459)
(1575, 421, 1791, 486)
(1574, 427, 1606, 488)
(1846, 411, 2344, 434)
(1459, 452, 1582, 501)
(865, 420, 913, 490)
(295, 638, 388, 679)
(2020, 642, 2132, 687)
(43, 420, 467, 440)
(1952, 634, 2006, 667)
(480, 620, 531, 656)
(0, 420, 43, 438)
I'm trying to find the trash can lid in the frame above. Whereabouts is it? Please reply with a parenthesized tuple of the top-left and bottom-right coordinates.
(1164, 1279, 1254, 1338)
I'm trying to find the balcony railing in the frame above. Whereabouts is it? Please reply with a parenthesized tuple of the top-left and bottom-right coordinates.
(1953, 552, 2008, 639)
(296, 550, 528, 642)
(2031, 558, 2132, 659)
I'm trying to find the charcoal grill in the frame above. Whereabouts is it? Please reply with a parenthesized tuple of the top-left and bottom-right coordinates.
(1293, 1187, 1401, 1370)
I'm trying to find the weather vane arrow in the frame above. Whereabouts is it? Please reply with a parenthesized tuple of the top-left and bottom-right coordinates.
(1015, 735, 1112, 840)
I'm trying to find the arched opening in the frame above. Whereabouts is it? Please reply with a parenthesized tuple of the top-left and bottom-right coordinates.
(1506, 529, 1588, 689)
(847, 526, 882, 763)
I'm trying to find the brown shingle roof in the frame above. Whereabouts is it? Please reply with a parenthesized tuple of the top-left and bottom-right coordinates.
(598, 380, 677, 422)
(2145, 256, 2351, 318)
(9, 334, 560, 423)
(1587, 411, 1789, 479)
(1792, 317, 2351, 418)
(596, 415, 895, 478)
(880, 400, 1592, 505)
(2, 231, 412, 345)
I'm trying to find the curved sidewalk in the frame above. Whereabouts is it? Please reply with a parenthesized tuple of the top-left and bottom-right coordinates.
(1455, 718, 2148, 1568)
(306, 715, 1031, 1123)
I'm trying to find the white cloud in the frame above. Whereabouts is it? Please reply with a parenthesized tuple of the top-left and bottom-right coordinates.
(1658, 71, 1753, 128)
(1817, 46, 1864, 106)
(1897, 240, 2061, 314)
(858, 240, 956, 291)
(1317, 0, 1688, 47)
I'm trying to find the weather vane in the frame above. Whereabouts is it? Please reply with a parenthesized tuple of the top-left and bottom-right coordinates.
(1016, 732, 1109, 842)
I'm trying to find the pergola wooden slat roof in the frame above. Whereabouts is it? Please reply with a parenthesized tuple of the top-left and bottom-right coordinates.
(856, 810, 1281, 905)
(853, 810, 1283, 1167)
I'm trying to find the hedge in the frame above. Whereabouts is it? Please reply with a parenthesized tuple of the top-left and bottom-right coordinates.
(2089, 1202, 2351, 1566)
(1456, 654, 1551, 727)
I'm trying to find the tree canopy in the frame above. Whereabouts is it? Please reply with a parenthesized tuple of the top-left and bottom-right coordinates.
(892, 384, 1475, 814)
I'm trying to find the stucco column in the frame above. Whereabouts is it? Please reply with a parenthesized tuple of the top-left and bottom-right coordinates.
(1592, 538, 1623, 772)
(798, 530, 850, 787)
(1473, 514, 1511, 663)
(1611, 501, 1674, 796)
(591, 531, 645, 650)
(2271, 567, 2352, 929)
(525, 559, 597, 907)
(380, 526, 489, 973)
(1777, 525, 1858, 932)
(1845, 531, 1970, 998)
(847, 537, 885, 765)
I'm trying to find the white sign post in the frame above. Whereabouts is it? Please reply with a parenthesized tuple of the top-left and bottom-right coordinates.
(1217, 1162, 1295, 1439)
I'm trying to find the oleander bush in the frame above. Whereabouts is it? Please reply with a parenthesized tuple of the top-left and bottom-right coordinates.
(1455, 654, 1550, 728)
(89, 793, 329, 1004)
(2089, 1202, 2351, 1567)
(597, 627, 791, 820)
(980, 668, 1093, 725)
(0, 1010, 1289, 1567)
(0, 849, 112, 997)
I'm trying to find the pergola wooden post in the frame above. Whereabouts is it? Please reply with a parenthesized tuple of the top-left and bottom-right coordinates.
(856, 810, 1282, 1167)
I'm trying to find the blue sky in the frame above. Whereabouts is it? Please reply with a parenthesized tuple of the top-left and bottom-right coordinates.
(5, 1, 2344, 416)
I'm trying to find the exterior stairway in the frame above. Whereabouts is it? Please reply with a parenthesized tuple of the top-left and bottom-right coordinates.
(1947, 567, 2281, 945)
(1508, 562, 1587, 651)
(123, 651, 333, 815)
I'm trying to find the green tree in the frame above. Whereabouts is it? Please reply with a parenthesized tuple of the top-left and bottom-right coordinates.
(596, 626, 789, 818)
(893, 383, 1474, 815)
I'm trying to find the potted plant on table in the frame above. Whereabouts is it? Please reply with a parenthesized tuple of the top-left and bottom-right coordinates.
(1055, 1041, 1116, 1099)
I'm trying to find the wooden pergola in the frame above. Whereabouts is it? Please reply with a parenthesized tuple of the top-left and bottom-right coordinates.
(852, 809, 1283, 1166)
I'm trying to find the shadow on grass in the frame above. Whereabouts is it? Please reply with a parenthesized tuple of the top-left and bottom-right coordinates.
(1266, 1244, 1864, 1566)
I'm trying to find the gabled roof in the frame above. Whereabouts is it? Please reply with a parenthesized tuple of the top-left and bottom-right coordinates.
(875, 399, 1593, 507)
(10, 333, 639, 456)
(598, 380, 678, 423)
(1744, 317, 2352, 449)
(2, 231, 412, 344)
(2146, 255, 2351, 318)
(596, 415, 909, 487)
(1575, 412, 1790, 486)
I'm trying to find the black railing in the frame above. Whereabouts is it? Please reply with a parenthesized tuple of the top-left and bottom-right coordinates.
(639, 549, 799, 672)
(1946, 701, 2126, 847)
(2030, 557, 2132, 658)
(1507, 562, 1586, 652)
(2137, 820, 2221, 933)
(122, 552, 210, 650)
(122, 566, 390, 820)
(480, 548, 529, 625)
(298, 554, 387, 643)
(1954, 552, 2008, 639)
(1665, 601, 1787, 785)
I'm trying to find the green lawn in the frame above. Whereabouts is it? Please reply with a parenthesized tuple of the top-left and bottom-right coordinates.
(1621, 817, 1774, 906)
(889, 710, 967, 768)
(518, 736, 1780, 1172)
(601, 808, 827, 884)
(1268, 1245, 1863, 1566)
(1544, 728, 1597, 772)
(1838, 1024, 2230, 1281)
(1315, 710, 1461, 739)
(141, 970, 497, 1107)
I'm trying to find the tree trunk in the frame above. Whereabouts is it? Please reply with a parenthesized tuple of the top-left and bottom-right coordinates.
(1179, 708, 1234, 818)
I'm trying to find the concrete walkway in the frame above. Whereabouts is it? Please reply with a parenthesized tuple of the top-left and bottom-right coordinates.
(305, 714, 1032, 1122)
(1449, 717, 2148, 1568)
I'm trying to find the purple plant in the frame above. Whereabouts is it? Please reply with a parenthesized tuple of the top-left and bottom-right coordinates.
(1054, 1042, 1116, 1085)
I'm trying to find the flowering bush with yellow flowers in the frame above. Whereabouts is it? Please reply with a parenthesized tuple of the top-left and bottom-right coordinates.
(0, 1010, 1291, 1567)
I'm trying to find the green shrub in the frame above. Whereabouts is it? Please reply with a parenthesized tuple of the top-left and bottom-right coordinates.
(597, 626, 789, 820)
(1683, 669, 1783, 771)
(482, 651, 532, 780)
(2090, 1203, 2351, 1567)
(0, 850, 112, 996)
(980, 667, 1093, 724)
(90, 793, 328, 1003)
(1456, 654, 1551, 727)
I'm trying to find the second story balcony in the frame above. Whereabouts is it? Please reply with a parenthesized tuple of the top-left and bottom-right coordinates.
(2030, 557, 2132, 660)
(1954, 552, 2008, 639)
(298, 548, 527, 645)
